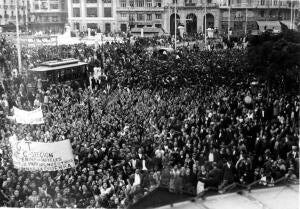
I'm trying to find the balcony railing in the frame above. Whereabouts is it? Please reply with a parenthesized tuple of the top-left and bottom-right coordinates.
(219, 4, 292, 8)
(221, 16, 291, 21)
(116, 7, 164, 12)
(185, 3, 196, 6)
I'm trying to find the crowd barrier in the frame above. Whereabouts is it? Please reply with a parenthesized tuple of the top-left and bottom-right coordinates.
(128, 165, 300, 209)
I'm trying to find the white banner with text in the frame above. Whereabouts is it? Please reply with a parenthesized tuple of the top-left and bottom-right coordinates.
(9, 135, 75, 171)
(12, 106, 44, 124)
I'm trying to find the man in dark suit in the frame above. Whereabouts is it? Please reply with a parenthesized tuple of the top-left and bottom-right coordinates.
(198, 162, 222, 188)
(219, 159, 235, 191)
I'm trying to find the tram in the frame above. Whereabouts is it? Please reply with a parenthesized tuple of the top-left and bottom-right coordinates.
(28, 58, 88, 90)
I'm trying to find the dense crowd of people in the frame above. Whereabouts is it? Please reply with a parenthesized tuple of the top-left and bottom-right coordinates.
(0, 35, 299, 208)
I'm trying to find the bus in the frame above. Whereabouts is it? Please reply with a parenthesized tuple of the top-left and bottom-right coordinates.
(29, 58, 88, 90)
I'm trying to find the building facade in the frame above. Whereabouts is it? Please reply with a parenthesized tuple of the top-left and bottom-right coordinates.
(30, 0, 68, 33)
(219, 0, 297, 36)
(163, 0, 221, 35)
(0, 0, 30, 28)
(115, 0, 164, 32)
(67, 0, 117, 33)
(162, 0, 298, 36)
(64, 0, 298, 35)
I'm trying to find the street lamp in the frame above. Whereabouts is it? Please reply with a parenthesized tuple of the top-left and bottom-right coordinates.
(228, 0, 231, 41)
(127, 6, 135, 32)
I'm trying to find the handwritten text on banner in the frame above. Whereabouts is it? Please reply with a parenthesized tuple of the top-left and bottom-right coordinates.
(9, 136, 75, 171)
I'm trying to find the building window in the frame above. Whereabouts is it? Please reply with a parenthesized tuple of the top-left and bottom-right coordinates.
(52, 16, 58, 22)
(129, 14, 135, 21)
(156, 0, 162, 7)
(105, 23, 111, 33)
(104, 7, 112, 17)
(155, 24, 161, 28)
(120, 0, 126, 7)
(146, 0, 152, 7)
(103, 0, 111, 3)
(137, 13, 144, 21)
(147, 14, 152, 20)
(120, 13, 127, 19)
(35, 4, 39, 9)
(260, 10, 265, 17)
(137, 0, 144, 7)
(87, 0, 97, 3)
(73, 8, 80, 17)
(61, 0, 65, 10)
(129, 0, 134, 7)
(260, 0, 265, 5)
(185, 0, 196, 6)
(50, 4, 58, 9)
(87, 23, 98, 29)
(120, 23, 127, 32)
(155, 13, 161, 19)
(73, 0, 79, 3)
(41, 2, 48, 10)
(74, 22, 80, 30)
(234, 22, 242, 30)
(87, 7, 97, 17)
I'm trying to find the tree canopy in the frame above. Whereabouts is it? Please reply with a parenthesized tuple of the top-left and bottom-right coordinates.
(247, 30, 300, 93)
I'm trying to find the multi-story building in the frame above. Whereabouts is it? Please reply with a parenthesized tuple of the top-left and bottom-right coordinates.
(219, 0, 298, 36)
(67, 0, 117, 33)
(115, 0, 164, 32)
(30, 0, 68, 33)
(0, 0, 30, 28)
(162, 0, 221, 35)
(162, 0, 298, 36)
(65, 0, 298, 36)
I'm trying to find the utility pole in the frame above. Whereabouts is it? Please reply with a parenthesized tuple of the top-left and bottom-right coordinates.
(175, 1, 177, 50)
(168, 3, 170, 33)
(204, 0, 207, 48)
(15, 0, 22, 73)
(290, 0, 293, 29)
(245, 7, 248, 35)
(25, 0, 29, 33)
(228, 0, 231, 41)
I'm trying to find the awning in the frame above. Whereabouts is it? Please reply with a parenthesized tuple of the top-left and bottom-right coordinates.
(256, 21, 281, 31)
(280, 20, 297, 30)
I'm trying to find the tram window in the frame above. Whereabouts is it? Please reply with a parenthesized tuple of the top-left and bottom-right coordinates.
(61, 69, 66, 82)
(46, 71, 52, 83)
(74, 67, 80, 79)
(57, 70, 62, 82)
(51, 71, 57, 83)
(67, 68, 73, 81)
(65, 68, 70, 81)
(72, 68, 76, 80)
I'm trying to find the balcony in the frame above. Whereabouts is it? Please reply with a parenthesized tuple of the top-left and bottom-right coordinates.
(185, 3, 196, 7)
(116, 6, 164, 12)
(219, 4, 291, 9)
(221, 16, 291, 21)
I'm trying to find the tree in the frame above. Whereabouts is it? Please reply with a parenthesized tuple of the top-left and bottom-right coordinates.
(247, 30, 300, 93)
